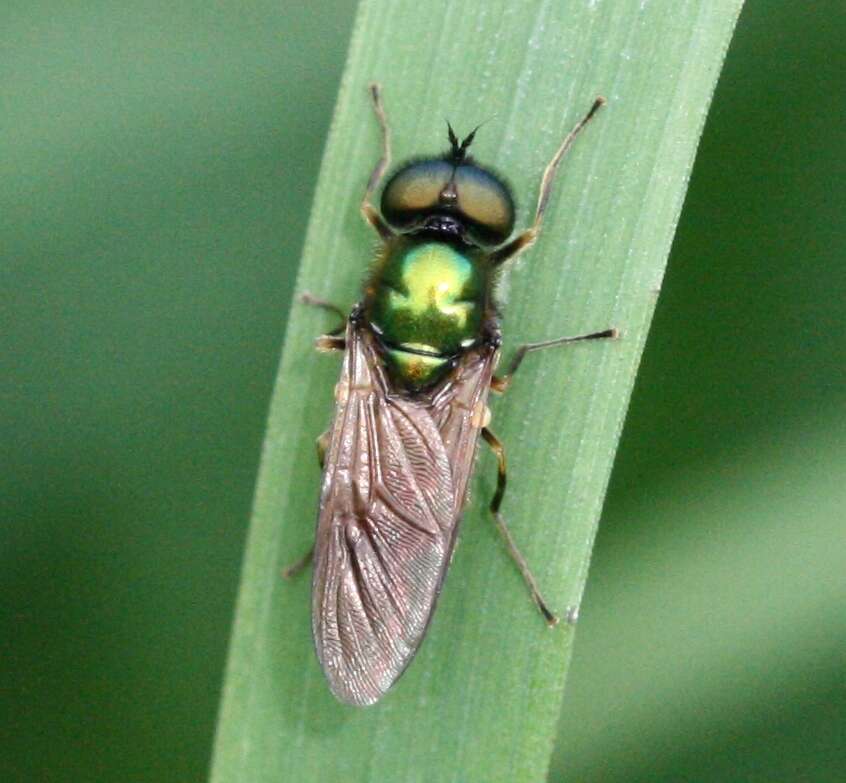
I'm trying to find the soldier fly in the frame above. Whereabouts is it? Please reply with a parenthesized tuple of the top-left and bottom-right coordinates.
(285, 84, 616, 706)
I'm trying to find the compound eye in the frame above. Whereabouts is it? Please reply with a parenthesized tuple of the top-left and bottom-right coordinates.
(454, 165, 515, 245)
(381, 160, 453, 228)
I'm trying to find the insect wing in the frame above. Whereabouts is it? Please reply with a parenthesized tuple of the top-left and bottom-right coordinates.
(313, 321, 456, 705)
(430, 339, 499, 513)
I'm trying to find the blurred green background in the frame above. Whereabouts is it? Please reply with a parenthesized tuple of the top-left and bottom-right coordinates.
(2, 1, 844, 781)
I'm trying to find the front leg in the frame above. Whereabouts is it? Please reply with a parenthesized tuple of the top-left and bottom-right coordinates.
(360, 83, 394, 241)
(492, 97, 605, 267)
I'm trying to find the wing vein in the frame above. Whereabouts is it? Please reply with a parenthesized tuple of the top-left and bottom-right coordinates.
(312, 323, 499, 704)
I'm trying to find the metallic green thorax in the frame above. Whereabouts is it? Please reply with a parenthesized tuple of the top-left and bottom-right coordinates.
(365, 237, 489, 389)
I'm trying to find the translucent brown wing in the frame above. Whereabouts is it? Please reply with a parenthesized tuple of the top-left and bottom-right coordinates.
(312, 316, 498, 705)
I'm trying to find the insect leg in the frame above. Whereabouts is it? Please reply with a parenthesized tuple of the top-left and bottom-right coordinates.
(282, 547, 313, 580)
(300, 291, 345, 324)
(299, 291, 348, 350)
(360, 83, 394, 241)
(491, 327, 618, 393)
(315, 428, 330, 469)
(491, 97, 605, 267)
(315, 335, 347, 352)
(282, 430, 330, 579)
(481, 427, 558, 627)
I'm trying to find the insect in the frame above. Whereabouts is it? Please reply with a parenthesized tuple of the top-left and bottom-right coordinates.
(285, 84, 616, 706)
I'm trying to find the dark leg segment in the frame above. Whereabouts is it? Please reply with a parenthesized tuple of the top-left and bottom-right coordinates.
(300, 291, 346, 324)
(481, 427, 558, 626)
(360, 83, 393, 241)
(299, 291, 347, 348)
(282, 430, 330, 580)
(492, 97, 605, 267)
(315, 335, 347, 352)
(282, 547, 313, 580)
(492, 327, 618, 393)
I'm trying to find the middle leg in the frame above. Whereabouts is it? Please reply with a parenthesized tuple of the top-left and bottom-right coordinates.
(491, 327, 618, 393)
(299, 291, 347, 351)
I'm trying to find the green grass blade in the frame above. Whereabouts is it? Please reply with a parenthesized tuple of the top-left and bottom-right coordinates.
(211, 1, 743, 781)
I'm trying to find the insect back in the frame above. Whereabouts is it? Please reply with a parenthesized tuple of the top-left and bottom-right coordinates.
(365, 237, 491, 389)
(364, 123, 514, 390)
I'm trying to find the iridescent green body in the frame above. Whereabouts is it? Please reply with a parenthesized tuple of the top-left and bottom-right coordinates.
(364, 236, 492, 389)
(307, 86, 611, 706)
